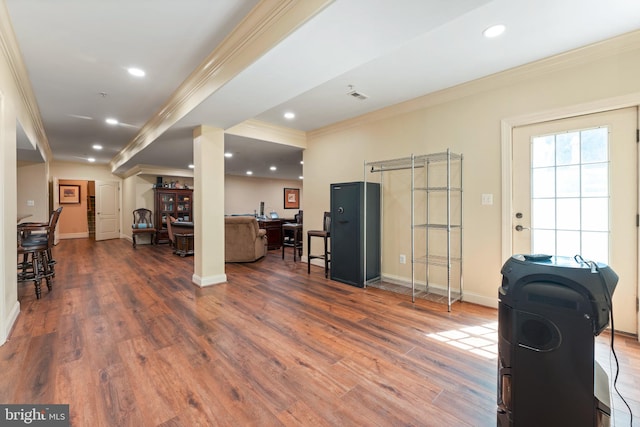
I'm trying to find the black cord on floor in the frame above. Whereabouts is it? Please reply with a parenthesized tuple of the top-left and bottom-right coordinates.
(593, 261, 633, 427)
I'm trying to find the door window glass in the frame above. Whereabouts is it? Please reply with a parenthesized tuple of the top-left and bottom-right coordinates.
(530, 127, 609, 262)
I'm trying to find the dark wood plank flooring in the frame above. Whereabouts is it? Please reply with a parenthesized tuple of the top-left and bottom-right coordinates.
(2, 238, 639, 426)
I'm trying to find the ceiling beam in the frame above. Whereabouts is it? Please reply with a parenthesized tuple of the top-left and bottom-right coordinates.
(110, 0, 333, 173)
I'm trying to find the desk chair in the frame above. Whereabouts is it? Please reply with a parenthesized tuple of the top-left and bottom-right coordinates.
(282, 222, 303, 261)
(307, 212, 331, 277)
(166, 216, 177, 253)
(132, 208, 156, 248)
(282, 211, 303, 261)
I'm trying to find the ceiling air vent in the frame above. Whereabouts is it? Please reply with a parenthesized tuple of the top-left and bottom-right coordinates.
(347, 85, 368, 101)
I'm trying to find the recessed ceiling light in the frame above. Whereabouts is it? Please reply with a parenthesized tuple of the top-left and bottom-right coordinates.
(224, 152, 233, 158)
(188, 164, 194, 169)
(92, 144, 103, 150)
(299, 176, 304, 180)
(246, 170, 253, 175)
(284, 112, 295, 120)
(88, 157, 96, 163)
(105, 118, 118, 125)
(300, 160, 304, 165)
(483, 24, 506, 38)
(128, 67, 145, 77)
(270, 166, 277, 171)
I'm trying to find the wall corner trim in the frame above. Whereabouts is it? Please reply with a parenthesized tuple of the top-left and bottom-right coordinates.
(1, 301, 20, 346)
(192, 273, 227, 287)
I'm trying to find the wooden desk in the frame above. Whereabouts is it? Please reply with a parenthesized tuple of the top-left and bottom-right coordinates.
(172, 222, 194, 257)
(258, 219, 283, 250)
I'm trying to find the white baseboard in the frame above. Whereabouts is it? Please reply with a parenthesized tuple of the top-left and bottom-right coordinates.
(192, 273, 227, 287)
(381, 273, 431, 288)
(1, 300, 20, 345)
(461, 292, 499, 309)
(379, 273, 498, 309)
(59, 232, 89, 239)
(308, 257, 327, 268)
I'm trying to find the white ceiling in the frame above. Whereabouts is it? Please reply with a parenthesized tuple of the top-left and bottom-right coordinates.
(9, 0, 640, 179)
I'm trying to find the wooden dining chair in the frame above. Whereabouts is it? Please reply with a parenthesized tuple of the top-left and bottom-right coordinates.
(132, 208, 156, 248)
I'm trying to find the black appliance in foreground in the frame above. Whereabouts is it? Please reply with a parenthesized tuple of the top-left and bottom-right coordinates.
(330, 181, 380, 287)
(498, 255, 618, 427)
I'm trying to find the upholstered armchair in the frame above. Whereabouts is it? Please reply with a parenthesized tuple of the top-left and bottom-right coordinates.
(224, 216, 267, 262)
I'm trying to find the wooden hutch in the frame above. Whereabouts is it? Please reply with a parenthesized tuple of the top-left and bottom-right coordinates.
(154, 188, 193, 244)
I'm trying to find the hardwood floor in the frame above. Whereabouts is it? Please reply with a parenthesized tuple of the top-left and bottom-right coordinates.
(2, 238, 639, 426)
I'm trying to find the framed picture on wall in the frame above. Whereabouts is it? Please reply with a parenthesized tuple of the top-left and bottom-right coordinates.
(284, 188, 300, 209)
(59, 184, 81, 204)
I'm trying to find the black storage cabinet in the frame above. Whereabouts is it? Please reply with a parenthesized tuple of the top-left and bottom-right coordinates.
(330, 181, 380, 287)
(497, 255, 618, 427)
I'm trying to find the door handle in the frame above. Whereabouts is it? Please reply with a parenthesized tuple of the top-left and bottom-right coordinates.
(515, 225, 530, 232)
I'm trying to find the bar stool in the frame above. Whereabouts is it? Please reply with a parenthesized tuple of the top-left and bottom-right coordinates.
(282, 223, 303, 261)
(17, 224, 55, 299)
(18, 207, 62, 280)
(307, 212, 331, 277)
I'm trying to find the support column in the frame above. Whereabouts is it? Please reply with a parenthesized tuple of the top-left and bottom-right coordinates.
(192, 125, 226, 286)
(0, 97, 19, 345)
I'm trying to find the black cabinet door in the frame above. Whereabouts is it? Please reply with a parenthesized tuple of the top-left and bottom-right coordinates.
(330, 182, 380, 287)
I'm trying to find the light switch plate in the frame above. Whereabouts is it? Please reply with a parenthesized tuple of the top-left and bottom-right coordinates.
(481, 194, 493, 205)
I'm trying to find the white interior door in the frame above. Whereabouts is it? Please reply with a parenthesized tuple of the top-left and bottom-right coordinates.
(512, 107, 638, 334)
(95, 180, 120, 241)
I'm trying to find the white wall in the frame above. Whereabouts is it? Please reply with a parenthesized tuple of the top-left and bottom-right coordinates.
(225, 175, 303, 218)
(304, 31, 640, 330)
(17, 162, 48, 224)
(49, 161, 120, 182)
(123, 173, 302, 244)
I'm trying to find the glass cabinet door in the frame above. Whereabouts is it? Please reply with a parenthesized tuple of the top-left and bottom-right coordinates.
(161, 194, 174, 212)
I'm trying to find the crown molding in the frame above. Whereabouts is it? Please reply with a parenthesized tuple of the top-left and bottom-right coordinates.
(111, 0, 331, 173)
(120, 164, 194, 180)
(0, 1, 51, 162)
(309, 29, 640, 140)
(226, 119, 307, 148)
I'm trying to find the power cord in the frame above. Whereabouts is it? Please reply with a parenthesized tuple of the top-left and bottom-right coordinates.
(574, 255, 633, 426)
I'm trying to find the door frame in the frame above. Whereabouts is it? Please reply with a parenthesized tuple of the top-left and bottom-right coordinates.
(52, 176, 123, 242)
(501, 92, 640, 337)
(95, 180, 121, 241)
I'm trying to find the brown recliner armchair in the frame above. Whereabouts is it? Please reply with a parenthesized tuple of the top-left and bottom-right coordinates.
(224, 216, 268, 262)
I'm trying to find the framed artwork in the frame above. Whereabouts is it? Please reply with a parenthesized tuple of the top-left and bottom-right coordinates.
(59, 184, 81, 204)
(284, 188, 300, 209)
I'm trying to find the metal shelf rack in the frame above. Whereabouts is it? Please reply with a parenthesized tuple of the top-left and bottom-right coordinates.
(366, 149, 463, 311)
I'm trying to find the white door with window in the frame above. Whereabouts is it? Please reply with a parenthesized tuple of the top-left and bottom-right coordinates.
(95, 180, 120, 241)
(512, 107, 638, 334)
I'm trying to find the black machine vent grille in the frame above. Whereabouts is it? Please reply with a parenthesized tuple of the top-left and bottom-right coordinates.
(527, 292, 579, 311)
